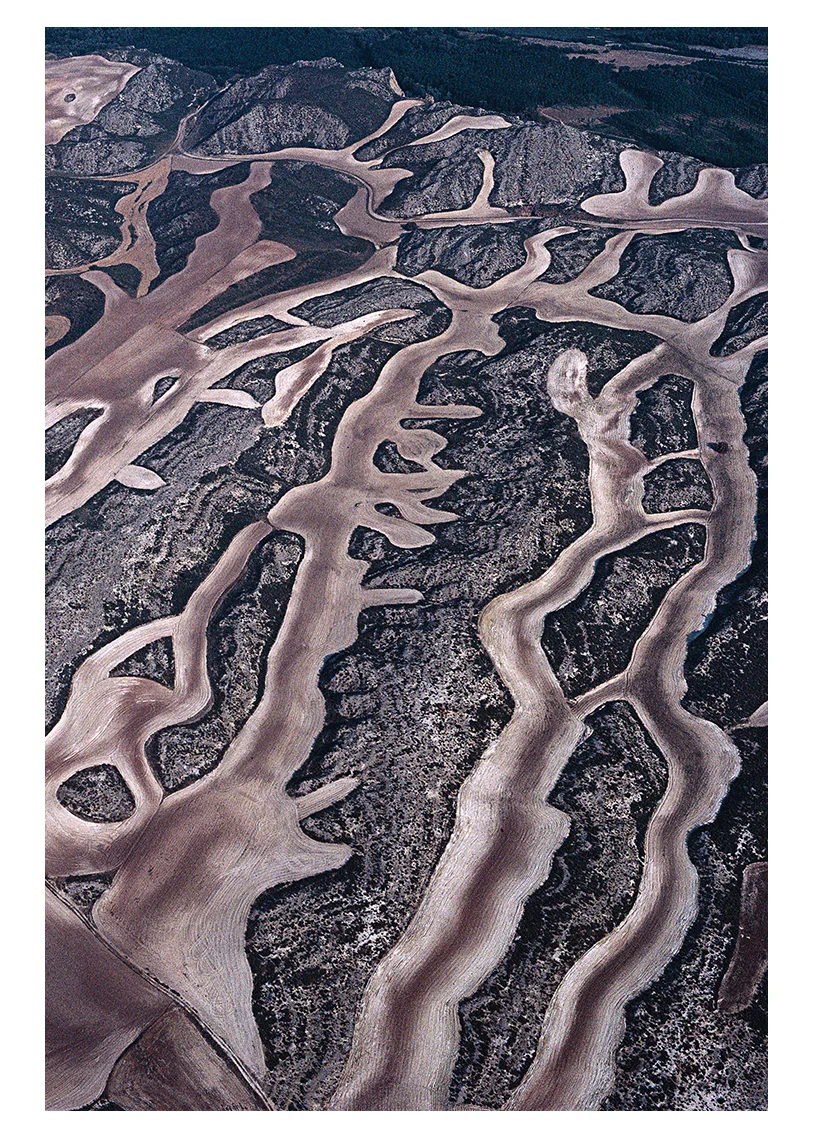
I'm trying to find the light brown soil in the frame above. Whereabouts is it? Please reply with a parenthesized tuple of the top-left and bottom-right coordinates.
(46, 82, 768, 1112)
(45, 55, 140, 144)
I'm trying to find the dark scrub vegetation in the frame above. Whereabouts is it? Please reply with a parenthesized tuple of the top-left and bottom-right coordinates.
(46, 27, 766, 167)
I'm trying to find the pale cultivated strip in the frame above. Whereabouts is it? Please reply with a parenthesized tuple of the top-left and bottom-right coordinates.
(45, 521, 273, 877)
(65, 196, 555, 1081)
(329, 340, 698, 1110)
(104, 1006, 270, 1110)
(45, 105, 764, 530)
(189, 246, 401, 340)
(45, 304, 413, 527)
(115, 463, 166, 490)
(197, 388, 260, 409)
(46, 884, 171, 1110)
(45, 92, 768, 1109)
(45, 161, 279, 525)
(330, 212, 765, 1108)
(46, 883, 274, 1112)
(45, 158, 172, 293)
(91, 320, 487, 1077)
(44, 142, 575, 528)
(45, 114, 559, 1100)
(404, 114, 512, 148)
(46, 55, 140, 144)
(45, 279, 409, 529)
(260, 307, 415, 425)
(52, 189, 539, 1078)
(507, 338, 760, 1110)
(181, 104, 509, 222)
(45, 313, 71, 348)
(583, 148, 768, 228)
(413, 149, 511, 225)
(45, 160, 276, 406)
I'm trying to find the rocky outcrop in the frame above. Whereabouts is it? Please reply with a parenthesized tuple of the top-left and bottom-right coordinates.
(641, 458, 713, 513)
(590, 229, 739, 323)
(109, 637, 175, 686)
(46, 177, 137, 270)
(543, 229, 620, 284)
(380, 138, 486, 217)
(648, 152, 705, 205)
(183, 59, 398, 154)
(204, 314, 290, 349)
(451, 702, 668, 1109)
(45, 274, 107, 359)
(179, 248, 373, 334)
(147, 164, 251, 288)
(489, 122, 625, 208)
(250, 162, 370, 255)
(49, 874, 113, 918)
(397, 220, 563, 289)
(290, 277, 450, 345)
(103, 263, 142, 296)
(44, 405, 274, 734)
(46, 51, 216, 174)
(734, 164, 768, 199)
(541, 525, 707, 698)
(56, 765, 136, 823)
(378, 119, 626, 215)
(711, 292, 767, 357)
(629, 375, 698, 460)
